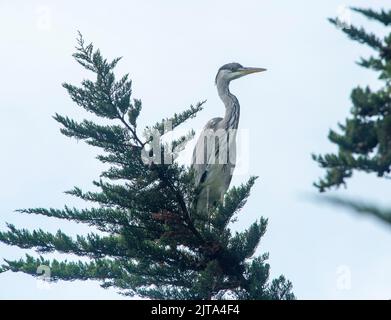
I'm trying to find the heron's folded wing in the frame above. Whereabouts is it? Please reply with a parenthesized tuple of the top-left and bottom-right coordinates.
(191, 117, 223, 186)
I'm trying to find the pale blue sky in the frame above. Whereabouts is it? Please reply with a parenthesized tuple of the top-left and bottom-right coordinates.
(1, 0, 391, 299)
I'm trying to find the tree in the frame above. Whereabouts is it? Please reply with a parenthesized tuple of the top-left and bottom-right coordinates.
(313, 7, 391, 226)
(0, 34, 294, 300)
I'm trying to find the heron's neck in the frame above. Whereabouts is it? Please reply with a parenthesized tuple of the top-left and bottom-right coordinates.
(217, 80, 240, 130)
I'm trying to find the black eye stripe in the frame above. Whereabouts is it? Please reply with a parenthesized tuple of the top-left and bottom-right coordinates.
(218, 62, 243, 73)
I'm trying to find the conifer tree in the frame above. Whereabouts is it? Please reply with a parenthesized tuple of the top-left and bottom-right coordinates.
(313, 8, 391, 225)
(0, 34, 294, 300)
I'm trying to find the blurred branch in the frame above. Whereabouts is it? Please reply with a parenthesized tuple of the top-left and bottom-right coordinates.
(320, 195, 391, 226)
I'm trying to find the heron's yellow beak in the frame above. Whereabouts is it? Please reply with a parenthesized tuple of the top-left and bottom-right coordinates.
(239, 67, 267, 75)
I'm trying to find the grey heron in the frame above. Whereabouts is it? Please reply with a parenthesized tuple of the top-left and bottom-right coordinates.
(191, 62, 266, 214)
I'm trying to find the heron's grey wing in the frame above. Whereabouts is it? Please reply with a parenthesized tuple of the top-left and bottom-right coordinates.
(191, 117, 223, 186)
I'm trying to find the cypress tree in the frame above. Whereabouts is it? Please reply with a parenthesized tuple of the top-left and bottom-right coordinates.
(313, 8, 391, 225)
(0, 33, 294, 300)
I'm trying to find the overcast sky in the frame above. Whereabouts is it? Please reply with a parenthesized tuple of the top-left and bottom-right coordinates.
(1, 0, 391, 299)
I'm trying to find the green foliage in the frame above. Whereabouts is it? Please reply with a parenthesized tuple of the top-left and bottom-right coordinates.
(0, 34, 294, 300)
(351, 7, 391, 26)
(314, 8, 391, 192)
(314, 7, 391, 228)
(319, 196, 391, 227)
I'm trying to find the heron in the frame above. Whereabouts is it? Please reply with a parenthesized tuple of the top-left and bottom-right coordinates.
(191, 63, 266, 214)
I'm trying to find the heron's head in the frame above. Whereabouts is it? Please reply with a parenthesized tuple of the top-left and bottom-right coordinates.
(215, 62, 266, 84)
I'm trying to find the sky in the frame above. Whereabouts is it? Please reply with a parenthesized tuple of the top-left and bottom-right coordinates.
(1, 0, 391, 299)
